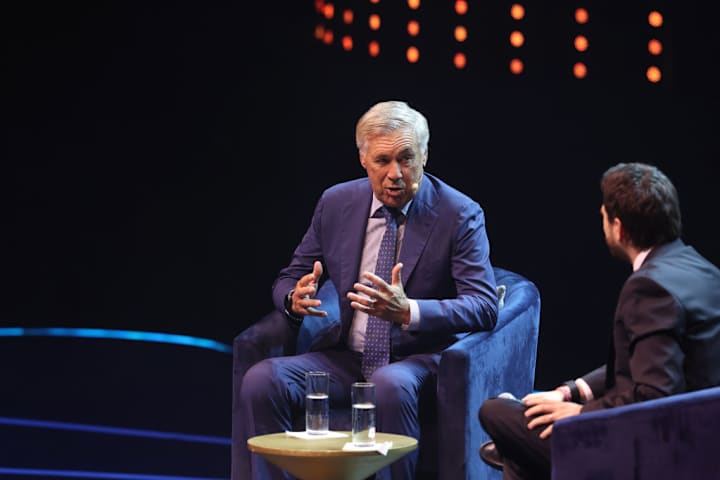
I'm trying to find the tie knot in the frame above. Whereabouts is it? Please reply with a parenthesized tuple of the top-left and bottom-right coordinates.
(381, 206, 402, 224)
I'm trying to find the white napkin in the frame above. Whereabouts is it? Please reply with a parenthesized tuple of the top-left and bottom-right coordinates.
(284, 430, 348, 439)
(342, 441, 392, 456)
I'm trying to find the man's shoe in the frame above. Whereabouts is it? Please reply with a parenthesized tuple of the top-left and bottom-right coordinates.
(479, 440, 504, 471)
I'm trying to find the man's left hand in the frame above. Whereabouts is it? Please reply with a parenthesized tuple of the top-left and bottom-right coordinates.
(347, 263, 410, 325)
(524, 400, 582, 439)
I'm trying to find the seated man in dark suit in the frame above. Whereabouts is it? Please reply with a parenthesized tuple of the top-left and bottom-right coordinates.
(235, 100, 499, 480)
(478, 162, 720, 479)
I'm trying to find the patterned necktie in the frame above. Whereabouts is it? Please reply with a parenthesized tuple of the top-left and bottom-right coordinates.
(361, 206, 399, 380)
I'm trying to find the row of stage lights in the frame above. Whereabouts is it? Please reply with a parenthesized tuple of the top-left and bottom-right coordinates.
(313, 1, 668, 83)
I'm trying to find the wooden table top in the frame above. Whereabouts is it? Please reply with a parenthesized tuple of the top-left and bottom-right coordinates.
(247, 431, 418, 480)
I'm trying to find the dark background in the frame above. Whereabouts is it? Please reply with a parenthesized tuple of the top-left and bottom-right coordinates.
(5, 0, 719, 394)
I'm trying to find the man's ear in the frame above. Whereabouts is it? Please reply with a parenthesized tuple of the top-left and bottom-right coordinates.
(615, 217, 627, 243)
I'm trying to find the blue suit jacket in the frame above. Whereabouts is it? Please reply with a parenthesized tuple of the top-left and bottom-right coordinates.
(271, 172, 499, 358)
(583, 238, 720, 411)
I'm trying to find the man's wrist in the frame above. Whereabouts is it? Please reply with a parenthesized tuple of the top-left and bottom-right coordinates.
(555, 385, 572, 402)
(561, 379, 582, 403)
(284, 289, 303, 322)
(575, 377, 593, 402)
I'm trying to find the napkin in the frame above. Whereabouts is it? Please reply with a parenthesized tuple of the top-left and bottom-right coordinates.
(284, 430, 348, 439)
(342, 441, 392, 456)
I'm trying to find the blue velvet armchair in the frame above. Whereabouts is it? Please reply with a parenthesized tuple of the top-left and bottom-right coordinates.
(551, 385, 720, 480)
(231, 266, 541, 480)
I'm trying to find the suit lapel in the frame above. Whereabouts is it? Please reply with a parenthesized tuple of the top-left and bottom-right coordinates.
(340, 183, 373, 296)
(398, 176, 438, 288)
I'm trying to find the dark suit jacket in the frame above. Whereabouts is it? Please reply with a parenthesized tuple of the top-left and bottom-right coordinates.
(583, 239, 720, 411)
(271, 172, 499, 358)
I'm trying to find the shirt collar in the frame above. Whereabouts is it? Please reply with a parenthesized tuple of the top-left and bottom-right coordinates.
(633, 248, 653, 271)
(370, 196, 412, 218)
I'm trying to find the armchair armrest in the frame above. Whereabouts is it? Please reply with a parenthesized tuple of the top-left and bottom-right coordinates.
(232, 310, 296, 387)
(437, 267, 541, 480)
(551, 386, 720, 480)
(232, 280, 340, 408)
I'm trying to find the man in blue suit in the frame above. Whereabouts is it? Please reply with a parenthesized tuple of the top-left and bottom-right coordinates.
(236, 100, 499, 479)
(478, 162, 720, 479)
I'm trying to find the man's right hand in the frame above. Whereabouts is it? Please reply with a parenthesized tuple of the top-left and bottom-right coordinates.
(289, 260, 327, 317)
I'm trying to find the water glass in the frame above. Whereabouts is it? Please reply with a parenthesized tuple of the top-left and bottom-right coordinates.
(305, 371, 329, 434)
(351, 381, 376, 446)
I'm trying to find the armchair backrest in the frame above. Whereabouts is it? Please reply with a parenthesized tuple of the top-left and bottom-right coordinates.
(552, 385, 720, 479)
(296, 280, 340, 354)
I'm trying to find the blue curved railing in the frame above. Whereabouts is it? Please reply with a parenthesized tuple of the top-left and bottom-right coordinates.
(0, 327, 232, 354)
(0, 327, 232, 479)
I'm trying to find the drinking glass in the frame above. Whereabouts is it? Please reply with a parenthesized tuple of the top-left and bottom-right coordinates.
(305, 371, 329, 434)
(351, 381, 376, 446)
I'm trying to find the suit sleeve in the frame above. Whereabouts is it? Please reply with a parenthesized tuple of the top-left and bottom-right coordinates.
(414, 200, 498, 334)
(582, 275, 686, 412)
(580, 365, 607, 399)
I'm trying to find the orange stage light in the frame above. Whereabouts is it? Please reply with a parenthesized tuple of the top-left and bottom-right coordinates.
(510, 4, 525, 21)
(648, 11, 663, 28)
(573, 62, 587, 79)
(369, 40, 380, 57)
(647, 66, 662, 82)
(510, 58, 524, 74)
(323, 29, 334, 45)
(574, 35, 588, 52)
(455, 0, 468, 15)
(342, 35, 353, 51)
(510, 30, 525, 47)
(408, 0, 421, 10)
(407, 20, 420, 36)
(314, 24, 325, 41)
(343, 9, 354, 24)
(323, 3, 334, 20)
(455, 26, 468, 42)
(406, 46, 420, 63)
(453, 52, 467, 69)
(648, 39, 663, 55)
(575, 8, 589, 24)
(369, 14, 381, 30)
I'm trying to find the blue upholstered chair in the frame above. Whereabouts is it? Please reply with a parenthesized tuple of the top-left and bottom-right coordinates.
(231, 267, 541, 480)
(551, 385, 720, 480)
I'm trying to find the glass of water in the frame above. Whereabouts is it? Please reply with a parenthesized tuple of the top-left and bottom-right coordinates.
(351, 381, 376, 446)
(305, 371, 329, 434)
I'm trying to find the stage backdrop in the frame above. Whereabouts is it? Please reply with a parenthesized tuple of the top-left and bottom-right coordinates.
(6, 0, 719, 390)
